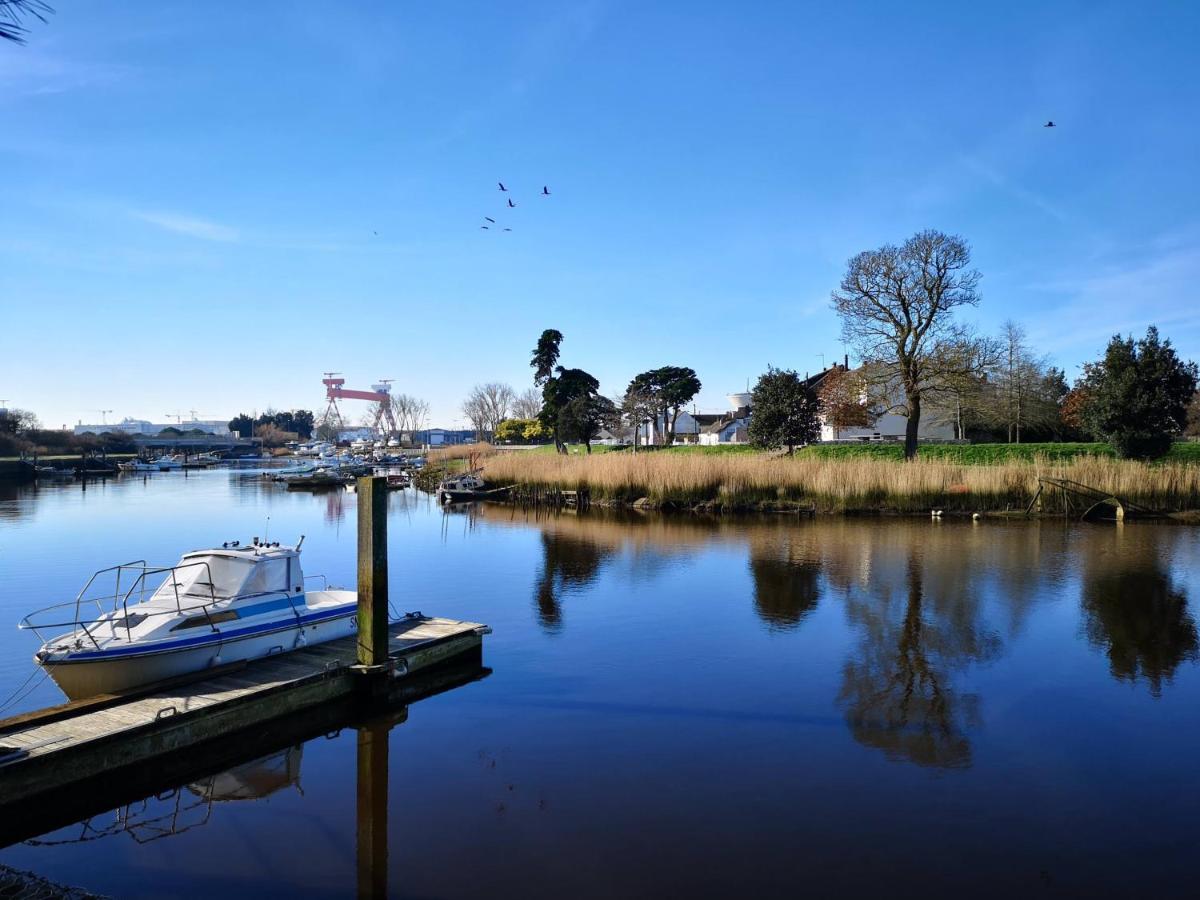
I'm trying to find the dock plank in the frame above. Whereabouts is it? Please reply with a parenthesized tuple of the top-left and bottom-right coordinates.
(0, 616, 488, 807)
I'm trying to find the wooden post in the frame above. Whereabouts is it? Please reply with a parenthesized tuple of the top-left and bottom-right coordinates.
(356, 721, 389, 900)
(357, 475, 388, 668)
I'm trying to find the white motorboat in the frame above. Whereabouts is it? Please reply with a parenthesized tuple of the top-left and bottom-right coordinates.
(20, 538, 357, 700)
(154, 455, 183, 471)
(119, 459, 158, 473)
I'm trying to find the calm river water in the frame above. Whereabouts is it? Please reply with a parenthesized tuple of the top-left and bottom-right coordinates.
(2, 469, 1200, 898)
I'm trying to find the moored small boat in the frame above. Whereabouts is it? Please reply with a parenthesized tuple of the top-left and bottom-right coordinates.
(437, 471, 506, 503)
(20, 537, 358, 699)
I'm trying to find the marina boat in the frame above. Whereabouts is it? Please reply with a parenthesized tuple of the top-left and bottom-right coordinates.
(154, 455, 183, 471)
(34, 465, 76, 479)
(283, 467, 354, 490)
(437, 471, 505, 503)
(119, 459, 159, 473)
(19, 538, 357, 700)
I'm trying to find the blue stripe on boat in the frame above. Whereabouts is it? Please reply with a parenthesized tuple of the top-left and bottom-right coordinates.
(59, 604, 356, 662)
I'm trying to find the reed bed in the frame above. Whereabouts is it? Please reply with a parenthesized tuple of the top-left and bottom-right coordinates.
(427, 442, 495, 463)
(480, 451, 1200, 512)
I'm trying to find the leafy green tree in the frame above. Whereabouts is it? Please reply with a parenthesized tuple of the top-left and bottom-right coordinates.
(494, 418, 534, 442)
(522, 419, 548, 441)
(541, 367, 601, 453)
(1080, 326, 1198, 459)
(626, 366, 702, 445)
(531, 329, 563, 385)
(290, 409, 315, 439)
(748, 366, 819, 455)
(228, 414, 255, 438)
(559, 394, 617, 453)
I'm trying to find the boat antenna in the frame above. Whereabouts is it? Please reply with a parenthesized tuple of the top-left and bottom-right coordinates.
(296, 534, 306, 550)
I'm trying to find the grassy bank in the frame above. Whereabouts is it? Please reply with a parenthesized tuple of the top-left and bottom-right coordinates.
(800, 441, 1200, 464)
(477, 449, 1200, 513)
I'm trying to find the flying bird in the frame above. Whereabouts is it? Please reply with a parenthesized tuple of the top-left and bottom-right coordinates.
(484, 217, 495, 223)
(498, 181, 507, 191)
(1044, 120, 1056, 128)
(373, 231, 378, 236)
(503, 228, 512, 232)
(542, 186, 551, 195)
(480, 225, 490, 230)
(507, 198, 516, 208)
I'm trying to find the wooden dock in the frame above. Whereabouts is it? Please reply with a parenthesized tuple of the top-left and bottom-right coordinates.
(0, 614, 488, 808)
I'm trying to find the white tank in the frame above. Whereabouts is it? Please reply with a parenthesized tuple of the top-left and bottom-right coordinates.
(727, 392, 752, 410)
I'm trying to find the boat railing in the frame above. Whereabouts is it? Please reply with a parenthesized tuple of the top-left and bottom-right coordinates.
(303, 574, 329, 591)
(20, 560, 220, 649)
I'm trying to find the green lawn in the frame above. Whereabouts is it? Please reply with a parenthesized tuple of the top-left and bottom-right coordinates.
(512, 441, 1200, 463)
(800, 441, 1200, 464)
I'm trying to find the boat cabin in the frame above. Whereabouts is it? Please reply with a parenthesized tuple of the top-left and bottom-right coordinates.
(164, 544, 306, 602)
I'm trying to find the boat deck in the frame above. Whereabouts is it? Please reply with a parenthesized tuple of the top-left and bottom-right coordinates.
(0, 615, 488, 807)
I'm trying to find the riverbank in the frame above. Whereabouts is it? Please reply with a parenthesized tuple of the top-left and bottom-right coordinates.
(472, 449, 1200, 515)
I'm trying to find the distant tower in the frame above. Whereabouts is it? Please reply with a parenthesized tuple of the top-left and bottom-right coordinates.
(727, 392, 753, 412)
(318, 372, 346, 433)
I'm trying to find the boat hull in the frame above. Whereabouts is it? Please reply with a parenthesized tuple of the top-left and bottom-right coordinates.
(41, 610, 359, 700)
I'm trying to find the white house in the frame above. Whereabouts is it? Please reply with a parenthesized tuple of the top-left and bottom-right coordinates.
(810, 365, 957, 443)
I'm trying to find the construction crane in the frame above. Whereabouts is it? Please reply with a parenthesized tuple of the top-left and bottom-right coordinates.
(318, 374, 399, 439)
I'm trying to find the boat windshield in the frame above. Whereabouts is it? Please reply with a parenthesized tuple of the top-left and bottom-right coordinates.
(149, 555, 259, 603)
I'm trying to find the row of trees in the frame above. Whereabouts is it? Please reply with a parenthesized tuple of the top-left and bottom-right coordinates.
(1, 408, 139, 455)
(829, 229, 1198, 460)
(228, 409, 315, 441)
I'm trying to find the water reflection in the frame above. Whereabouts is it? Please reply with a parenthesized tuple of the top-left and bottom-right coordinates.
(747, 527, 821, 630)
(24, 745, 304, 848)
(1081, 532, 1199, 697)
(533, 530, 616, 630)
(838, 548, 998, 768)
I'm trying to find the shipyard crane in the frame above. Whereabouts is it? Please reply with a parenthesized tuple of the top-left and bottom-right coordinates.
(318, 373, 399, 439)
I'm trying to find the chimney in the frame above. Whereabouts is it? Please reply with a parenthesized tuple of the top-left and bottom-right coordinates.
(844, 353, 849, 369)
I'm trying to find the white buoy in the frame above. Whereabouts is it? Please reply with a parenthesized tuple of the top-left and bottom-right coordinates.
(972, 512, 981, 521)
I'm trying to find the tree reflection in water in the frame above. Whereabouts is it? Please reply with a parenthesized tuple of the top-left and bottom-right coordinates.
(838, 548, 1000, 769)
(1081, 540, 1198, 697)
(748, 530, 820, 630)
(533, 531, 616, 630)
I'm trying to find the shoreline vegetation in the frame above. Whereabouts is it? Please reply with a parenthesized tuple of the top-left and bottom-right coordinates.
(427, 442, 1200, 517)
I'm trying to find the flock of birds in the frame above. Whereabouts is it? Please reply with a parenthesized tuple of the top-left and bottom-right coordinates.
(480, 181, 551, 232)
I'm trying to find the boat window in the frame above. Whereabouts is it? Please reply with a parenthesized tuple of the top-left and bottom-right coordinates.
(151, 556, 255, 601)
(170, 610, 240, 631)
(242, 557, 290, 595)
(111, 613, 149, 630)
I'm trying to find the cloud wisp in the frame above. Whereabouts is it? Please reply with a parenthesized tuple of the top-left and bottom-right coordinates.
(133, 210, 238, 242)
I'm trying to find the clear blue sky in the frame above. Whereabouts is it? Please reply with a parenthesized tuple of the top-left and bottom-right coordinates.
(3, 0, 1199, 429)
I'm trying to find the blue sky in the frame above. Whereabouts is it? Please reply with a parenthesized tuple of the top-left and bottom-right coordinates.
(2, 0, 1199, 429)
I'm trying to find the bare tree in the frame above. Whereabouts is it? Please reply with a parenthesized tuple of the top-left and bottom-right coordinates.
(512, 386, 543, 420)
(832, 229, 992, 459)
(462, 383, 514, 440)
(988, 320, 1059, 443)
(410, 398, 429, 436)
(620, 385, 657, 451)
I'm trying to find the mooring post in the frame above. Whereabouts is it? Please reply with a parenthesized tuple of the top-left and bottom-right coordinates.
(356, 719, 389, 899)
(357, 475, 389, 669)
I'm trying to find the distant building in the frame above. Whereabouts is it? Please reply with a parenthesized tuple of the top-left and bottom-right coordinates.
(412, 428, 477, 446)
(810, 364, 956, 443)
(74, 417, 231, 437)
